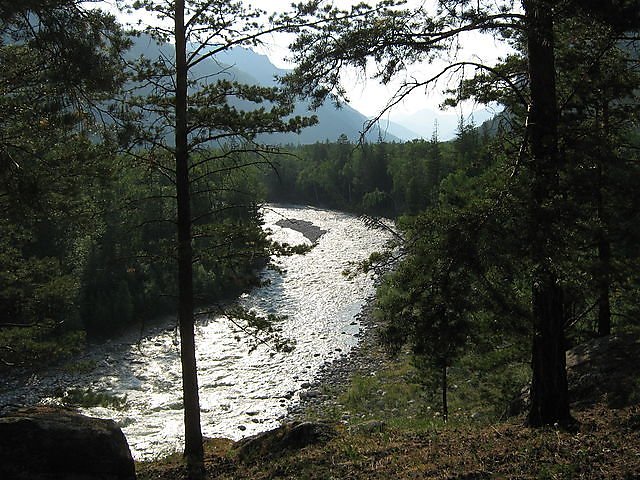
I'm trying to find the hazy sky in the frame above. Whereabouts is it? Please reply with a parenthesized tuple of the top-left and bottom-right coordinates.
(101, 0, 509, 118)
(247, 1, 509, 118)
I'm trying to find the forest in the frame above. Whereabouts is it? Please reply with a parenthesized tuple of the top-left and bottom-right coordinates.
(1, 0, 640, 479)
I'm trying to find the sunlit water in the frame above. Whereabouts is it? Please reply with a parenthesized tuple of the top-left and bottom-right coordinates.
(0, 205, 390, 460)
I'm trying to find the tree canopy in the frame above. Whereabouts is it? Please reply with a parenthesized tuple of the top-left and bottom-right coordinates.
(278, 0, 640, 427)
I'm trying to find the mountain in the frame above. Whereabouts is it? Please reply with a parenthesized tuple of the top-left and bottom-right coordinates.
(369, 117, 422, 141)
(126, 36, 496, 144)
(127, 37, 410, 143)
(214, 47, 411, 143)
(389, 107, 499, 141)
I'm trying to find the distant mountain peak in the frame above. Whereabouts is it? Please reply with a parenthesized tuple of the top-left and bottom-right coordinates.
(126, 35, 449, 144)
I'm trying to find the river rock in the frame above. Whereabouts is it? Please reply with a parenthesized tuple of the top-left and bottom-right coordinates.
(274, 218, 327, 243)
(0, 406, 136, 480)
(235, 421, 336, 462)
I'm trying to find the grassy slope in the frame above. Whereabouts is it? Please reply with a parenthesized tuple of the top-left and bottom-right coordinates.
(138, 406, 640, 480)
(137, 333, 640, 479)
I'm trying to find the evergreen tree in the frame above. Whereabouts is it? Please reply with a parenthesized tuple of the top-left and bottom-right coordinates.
(554, 15, 640, 338)
(0, 1, 127, 342)
(425, 125, 443, 206)
(117, 0, 315, 474)
(280, 0, 639, 427)
(454, 6, 640, 339)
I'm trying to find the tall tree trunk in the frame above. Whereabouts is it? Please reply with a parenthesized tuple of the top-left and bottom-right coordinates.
(596, 102, 611, 337)
(523, 0, 572, 427)
(441, 364, 448, 422)
(597, 233, 612, 337)
(596, 157, 612, 337)
(174, 0, 204, 474)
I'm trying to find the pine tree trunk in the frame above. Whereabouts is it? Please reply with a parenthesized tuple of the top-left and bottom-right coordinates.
(442, 365, 448, 422)
(596, 103, 611, 337)
(174, 0, 204, 474)
(528, 271, 570, 426)
(523, 0, 572, 427)
(596, 162, 612, 337)
(597, 234, 612, 337)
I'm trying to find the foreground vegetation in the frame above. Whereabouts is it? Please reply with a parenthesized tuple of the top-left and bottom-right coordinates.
(137, 327, 640, 479)
(139, 405, 640, 479)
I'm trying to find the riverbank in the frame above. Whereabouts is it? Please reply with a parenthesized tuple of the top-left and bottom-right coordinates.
(286, 298, 393, 422)
(137, 321, 640, 479)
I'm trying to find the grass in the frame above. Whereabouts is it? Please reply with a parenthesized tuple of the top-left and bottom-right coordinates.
(136, 333, 640, 479)
(136, 403, 640, 479)
(338, 360, 444, 431)
(304, 341, 528, 431)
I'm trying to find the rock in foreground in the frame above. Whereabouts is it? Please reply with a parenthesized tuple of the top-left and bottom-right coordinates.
(0, 406, 136, 480)
(234, 421, 336, 462)
(567, 333, 640, 408)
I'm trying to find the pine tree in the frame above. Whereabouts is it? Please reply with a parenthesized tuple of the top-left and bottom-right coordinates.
(279, 0, 639, 426)
(0, 1, 127, 334)
(117, 1, 315, 475)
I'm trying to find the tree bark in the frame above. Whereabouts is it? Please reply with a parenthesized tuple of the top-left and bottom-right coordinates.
(174, 0, 204, 474)
(596, 102, 611, 337)
(442, 365, 448, 422)
(523, 0, 572, 427)
(597, 234, 612, 337)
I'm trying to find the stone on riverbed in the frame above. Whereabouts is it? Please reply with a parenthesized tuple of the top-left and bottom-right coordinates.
(0, 406, 136, 480)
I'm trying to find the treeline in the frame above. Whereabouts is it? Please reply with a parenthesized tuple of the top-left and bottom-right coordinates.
(79, 156, 270, 338)
(0, 3, 271, 367)
(262, 123, 490, 217)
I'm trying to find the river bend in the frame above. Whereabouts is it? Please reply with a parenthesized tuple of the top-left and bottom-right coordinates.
(1, 205, 390, 460)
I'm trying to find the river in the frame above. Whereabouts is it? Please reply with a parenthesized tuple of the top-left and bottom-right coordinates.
(0, 205, 390, 460)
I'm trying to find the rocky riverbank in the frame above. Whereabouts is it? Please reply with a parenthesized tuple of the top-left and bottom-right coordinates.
(276, 214, 392, 420)
(286, 298, 391, 422)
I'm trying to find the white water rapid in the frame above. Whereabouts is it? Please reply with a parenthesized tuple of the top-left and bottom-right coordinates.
(1, 205, 391, 460)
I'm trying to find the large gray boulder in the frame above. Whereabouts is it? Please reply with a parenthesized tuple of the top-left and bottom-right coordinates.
(509, 333, 640, 416)
(235, 421, 336, 462)
(566, 333, 640, 408)
(0, 406, 136, 480)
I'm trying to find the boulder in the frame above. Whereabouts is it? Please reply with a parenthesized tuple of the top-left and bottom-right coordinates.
(0, 406, 136, 480)
(508, 333, 640, 415)
(566, 333, 640, 408)
(274, 218, 327, 244)
(235, 421, 336, 462)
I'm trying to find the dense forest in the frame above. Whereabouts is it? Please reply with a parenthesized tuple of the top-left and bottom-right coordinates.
(2, 0, 640, 478)
(261, 123, 484, 217)
(0, 2, 304, 360)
